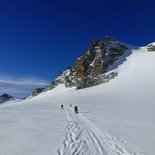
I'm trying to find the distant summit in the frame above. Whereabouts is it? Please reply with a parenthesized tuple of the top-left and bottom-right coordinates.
(1, 94, 13, 99)
(46, 36, 128, 90)
(0, 93, 14, 104)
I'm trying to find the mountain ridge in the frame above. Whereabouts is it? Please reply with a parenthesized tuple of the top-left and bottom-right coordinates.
(46, 36, 128, 91)
(0, 93, 14, 104)
(31, 36, 154, 97)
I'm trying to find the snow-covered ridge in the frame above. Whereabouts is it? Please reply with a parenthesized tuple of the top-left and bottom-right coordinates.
(147, 42, 155, 46)
(28, 37, 155, 98)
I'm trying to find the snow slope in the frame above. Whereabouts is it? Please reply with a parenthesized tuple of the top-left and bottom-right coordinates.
(0, 99, 66, 155)
(0, 46, 155, 155)
(59, 107, 136, 155)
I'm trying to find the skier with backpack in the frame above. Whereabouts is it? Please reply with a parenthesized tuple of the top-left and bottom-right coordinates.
(61, 104, 64, 109)
(74, 106, 79, 114)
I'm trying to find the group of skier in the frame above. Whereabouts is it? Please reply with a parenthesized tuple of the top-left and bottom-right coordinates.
(61, 104, 79, 114)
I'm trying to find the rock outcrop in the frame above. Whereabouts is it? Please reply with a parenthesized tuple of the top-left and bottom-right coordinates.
(46, 36, 128, 90)
(147, 43, 155, 51)
(31, 88, 45, 97)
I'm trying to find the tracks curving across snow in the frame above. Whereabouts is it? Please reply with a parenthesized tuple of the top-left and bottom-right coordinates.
(58, 107, 143, 155)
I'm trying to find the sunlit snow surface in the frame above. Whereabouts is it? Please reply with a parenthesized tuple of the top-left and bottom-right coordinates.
(0, 47, 155, 155)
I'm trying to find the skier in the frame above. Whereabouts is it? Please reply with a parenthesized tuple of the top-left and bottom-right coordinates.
(70, 104, 72, 107)
(61, 104, 64, 109)
(74, 106, 79, 114)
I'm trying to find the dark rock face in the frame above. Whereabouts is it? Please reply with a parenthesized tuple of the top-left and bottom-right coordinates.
(0, 94, 14, 104)
(147, 43, 155, 51)
(32, 88, 45, 97)
(47, 37, 128, 90)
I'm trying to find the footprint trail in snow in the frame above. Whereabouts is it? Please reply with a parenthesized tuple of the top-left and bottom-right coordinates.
(58, 108, 143, 155)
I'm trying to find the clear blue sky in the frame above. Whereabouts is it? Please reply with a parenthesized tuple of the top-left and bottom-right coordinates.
(0, 0, 154, 97)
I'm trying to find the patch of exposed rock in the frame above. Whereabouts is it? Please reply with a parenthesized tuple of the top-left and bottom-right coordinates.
(31, 88, 45, 97)
(147, 43, 155, 51)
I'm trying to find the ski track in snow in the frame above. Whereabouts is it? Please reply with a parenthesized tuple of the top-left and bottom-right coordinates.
(58, 107, 143, 155)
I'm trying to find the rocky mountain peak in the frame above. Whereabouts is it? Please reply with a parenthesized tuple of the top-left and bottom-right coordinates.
(46, 37, 128, 91)
(75, 37, 127, 78)
(0, 94, 14, 104)
(0, 94, 13, 99)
